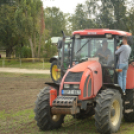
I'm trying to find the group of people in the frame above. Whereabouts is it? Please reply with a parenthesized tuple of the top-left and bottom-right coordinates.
(96, 36, 131, 95)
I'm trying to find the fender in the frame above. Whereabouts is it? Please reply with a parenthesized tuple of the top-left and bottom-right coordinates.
(49, 56, 58, 63)
(126, 64, 134, 89)
(101, 84, 123, 96)
(45, 82, 59, 90)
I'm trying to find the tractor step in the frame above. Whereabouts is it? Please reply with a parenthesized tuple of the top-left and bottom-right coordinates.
(125, 109, 134, 113)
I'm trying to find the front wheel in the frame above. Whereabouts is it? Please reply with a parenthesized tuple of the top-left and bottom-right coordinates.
(34, 87, 64, 130)
(95, 89, 123, 134)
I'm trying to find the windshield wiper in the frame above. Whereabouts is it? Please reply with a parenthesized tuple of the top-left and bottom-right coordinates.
(76, 38, 93, 54)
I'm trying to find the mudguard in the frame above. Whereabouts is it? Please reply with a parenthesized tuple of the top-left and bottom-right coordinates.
(50, 56, 58, 63)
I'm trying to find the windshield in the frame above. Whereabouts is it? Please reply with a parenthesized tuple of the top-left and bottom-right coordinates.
(74, 38, 114, 66)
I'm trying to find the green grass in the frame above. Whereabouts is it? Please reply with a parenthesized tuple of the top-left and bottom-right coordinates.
(1, 108, 134, 134)
(0, 59, 51, 70)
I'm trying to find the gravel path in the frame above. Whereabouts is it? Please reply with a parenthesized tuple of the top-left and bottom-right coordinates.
(0, 67, 50, 74)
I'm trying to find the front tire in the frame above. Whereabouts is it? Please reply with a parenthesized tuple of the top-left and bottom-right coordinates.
(95, 89, 123, 134)
(34, 87, 64, 130)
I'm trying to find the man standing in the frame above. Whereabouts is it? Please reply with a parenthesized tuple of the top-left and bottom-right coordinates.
(115, 36, 132, 95)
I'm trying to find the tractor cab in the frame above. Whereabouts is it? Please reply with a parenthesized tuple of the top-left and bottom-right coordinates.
(60, 29, 134, 84)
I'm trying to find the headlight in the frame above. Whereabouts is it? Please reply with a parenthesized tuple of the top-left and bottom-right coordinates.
(64, 84, 70, 88)
(73, 84, 79, 89)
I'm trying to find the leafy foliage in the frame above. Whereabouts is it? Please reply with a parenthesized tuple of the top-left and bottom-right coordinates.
(70, 0, 134, 34)
(44, 7, 68, 37)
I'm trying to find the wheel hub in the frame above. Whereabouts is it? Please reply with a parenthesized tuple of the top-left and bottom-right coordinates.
(111, 108, 115, 117)
(110, 99, 120, 126)
(51, 115, 61, 122)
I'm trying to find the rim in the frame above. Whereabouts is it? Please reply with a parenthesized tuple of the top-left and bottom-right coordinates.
(51, 115, 61, 122)
(52, 65, 60, 80)
(110, 99, 120, 126)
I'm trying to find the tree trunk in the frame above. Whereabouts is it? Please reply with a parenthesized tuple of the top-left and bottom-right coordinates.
(6, 47, 13, 58)
(29, 37, 35, 58)
(38, 36, 42, 58)
(33, 34, 37, 58)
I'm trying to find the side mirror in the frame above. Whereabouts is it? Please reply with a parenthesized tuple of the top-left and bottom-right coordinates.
(58, 39, 63, 49)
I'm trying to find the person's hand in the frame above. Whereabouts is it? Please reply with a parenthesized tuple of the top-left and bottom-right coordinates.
(116, 46, 120, 50)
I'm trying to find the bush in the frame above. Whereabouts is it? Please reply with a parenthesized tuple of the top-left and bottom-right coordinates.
(15, 46, 32, 58)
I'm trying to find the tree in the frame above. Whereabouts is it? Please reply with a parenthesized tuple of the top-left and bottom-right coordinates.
(15, 0, 43, 58)
(70, 0, 131, 32)
(44, 7, 67, 37)
(38, 6, 45, 58)
(0, 4, 22, 57)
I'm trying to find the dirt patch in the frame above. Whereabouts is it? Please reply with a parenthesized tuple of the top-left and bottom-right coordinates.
(0, 74, 51, 112)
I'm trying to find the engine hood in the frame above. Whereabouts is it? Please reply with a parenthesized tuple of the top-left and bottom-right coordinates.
(69, 61, 97, 72)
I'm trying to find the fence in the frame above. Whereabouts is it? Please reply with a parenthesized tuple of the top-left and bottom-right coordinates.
(0, 58, 51, 70)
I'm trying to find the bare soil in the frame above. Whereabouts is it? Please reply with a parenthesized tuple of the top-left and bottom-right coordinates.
(0, 74, 51, 113)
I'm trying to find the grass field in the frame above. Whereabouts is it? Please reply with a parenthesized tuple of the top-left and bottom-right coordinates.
(0, 72, 134, 134)
(0, 59, 51, 70)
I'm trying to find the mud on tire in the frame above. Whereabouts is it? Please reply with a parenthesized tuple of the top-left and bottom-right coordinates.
(34, 87, 64, 130)
(95, 89, 123, 134)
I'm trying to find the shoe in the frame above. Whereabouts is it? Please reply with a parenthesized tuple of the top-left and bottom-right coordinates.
(123, 92, 126, 95)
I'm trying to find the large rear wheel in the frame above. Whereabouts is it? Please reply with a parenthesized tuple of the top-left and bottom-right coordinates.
(124, 89, 134, 122)
(50, 61, 61, 83)
(34, 87, 64, 130)
(95, 89, 123, 134)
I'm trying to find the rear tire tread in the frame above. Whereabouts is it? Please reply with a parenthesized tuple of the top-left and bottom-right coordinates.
(95, 89, 123, 134)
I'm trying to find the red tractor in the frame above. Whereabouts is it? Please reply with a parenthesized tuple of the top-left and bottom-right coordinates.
(34, 29, 134, 134)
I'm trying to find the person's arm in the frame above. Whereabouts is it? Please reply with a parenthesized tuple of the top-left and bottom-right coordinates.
(115, 46, 124, 55)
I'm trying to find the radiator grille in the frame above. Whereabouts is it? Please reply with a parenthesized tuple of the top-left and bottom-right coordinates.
(64, 72, 83, 82)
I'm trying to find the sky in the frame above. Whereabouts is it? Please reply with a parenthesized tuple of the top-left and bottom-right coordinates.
(42, 0, 86, 14)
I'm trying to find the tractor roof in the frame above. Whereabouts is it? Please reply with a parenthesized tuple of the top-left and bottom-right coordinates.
(73, 29, 132, 36)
